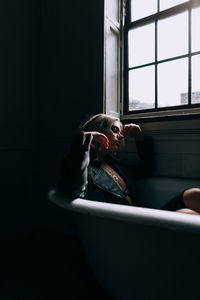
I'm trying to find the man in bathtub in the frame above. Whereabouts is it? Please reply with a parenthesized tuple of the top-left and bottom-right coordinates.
(58, 113, 200, 215)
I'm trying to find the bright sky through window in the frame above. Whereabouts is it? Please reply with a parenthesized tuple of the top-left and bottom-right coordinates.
(126, 0, 200, 113)
(160, 0, 189, 11)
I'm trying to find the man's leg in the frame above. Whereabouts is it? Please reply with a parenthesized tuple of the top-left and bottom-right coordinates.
(162, 188, 200, 214)
(182, 188, 200, 213)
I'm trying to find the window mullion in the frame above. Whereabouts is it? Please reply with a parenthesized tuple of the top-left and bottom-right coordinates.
(126, 0, 131, 23)
(155, 18, 158, 109)
(158, 0, 160, 12)
(124, 1, 129, 114)
(188, 7, 192, 105)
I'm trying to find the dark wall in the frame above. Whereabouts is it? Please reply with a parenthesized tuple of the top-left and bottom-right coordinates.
(0, 0, 105, 238)
(43, 0, 104, 138)
(41, 0, 105, 233)
(0, 0, 42, 238)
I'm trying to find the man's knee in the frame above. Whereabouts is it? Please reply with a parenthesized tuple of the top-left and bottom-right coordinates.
(184, 188, 200, 200)
(183, 188, 200, 211)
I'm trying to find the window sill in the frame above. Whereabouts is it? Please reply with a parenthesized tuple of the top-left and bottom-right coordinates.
(121, 107, 200, 136)
(121, 107, 200, 122)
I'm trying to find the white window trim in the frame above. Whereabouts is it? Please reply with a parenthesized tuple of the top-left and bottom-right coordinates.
(121, 106, 200, 121)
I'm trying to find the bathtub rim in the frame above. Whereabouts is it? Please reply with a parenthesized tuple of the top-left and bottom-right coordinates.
(48, 189, 200, 234)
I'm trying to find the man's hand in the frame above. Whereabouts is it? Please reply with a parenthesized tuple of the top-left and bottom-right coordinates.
(83, 131, 109, 149)
(123, 124, 143, 141)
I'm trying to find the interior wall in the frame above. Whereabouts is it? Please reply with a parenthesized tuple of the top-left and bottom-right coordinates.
(0, 0, 42, 238)
(120, 118, 200, 179)
(0, 0, 105, 239)
(42, 0, 105, 139)
(40, 0, 105, 233)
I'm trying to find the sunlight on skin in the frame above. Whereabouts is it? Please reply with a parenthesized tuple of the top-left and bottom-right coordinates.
(176, 208, 200, 215)
(83, 123, 200, 215)
(87, 122, 142, 156)
(182, 188, 200, 214)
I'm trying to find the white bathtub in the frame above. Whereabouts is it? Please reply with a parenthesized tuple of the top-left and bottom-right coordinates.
(48, 177, 200, 300)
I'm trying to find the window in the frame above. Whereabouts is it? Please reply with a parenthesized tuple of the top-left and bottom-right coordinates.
(103, 0, 124, 118)
(124, 0, 200, 118)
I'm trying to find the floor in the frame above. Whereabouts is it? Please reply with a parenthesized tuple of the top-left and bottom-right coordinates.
(0, 228, 113, 300)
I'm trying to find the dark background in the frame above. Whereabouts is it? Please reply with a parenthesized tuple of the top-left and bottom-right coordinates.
(0, 0, 105, 238)
(0, 0, 111, 299)
(1, 0, 200, 299)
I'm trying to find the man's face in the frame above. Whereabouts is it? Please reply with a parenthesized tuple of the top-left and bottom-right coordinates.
(105, 121, 124, 153)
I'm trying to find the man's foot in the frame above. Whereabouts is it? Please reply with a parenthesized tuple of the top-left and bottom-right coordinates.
(176, 208, 200, 215)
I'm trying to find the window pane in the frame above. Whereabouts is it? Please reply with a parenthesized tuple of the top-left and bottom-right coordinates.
(192, 7, 200, 53)
(131, 0, 157, 21)
(160, 0, 189, 11)
(105, 0, 119, 23)
(129, 23, 155, 67)
(129, 66, 155, 111)
(158, 58, 188, 107)
(192, 55, 200, 104)
(158, 12, 188, 60)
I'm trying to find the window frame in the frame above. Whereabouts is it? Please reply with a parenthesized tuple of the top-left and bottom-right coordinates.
(123, 0, 200, 120)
